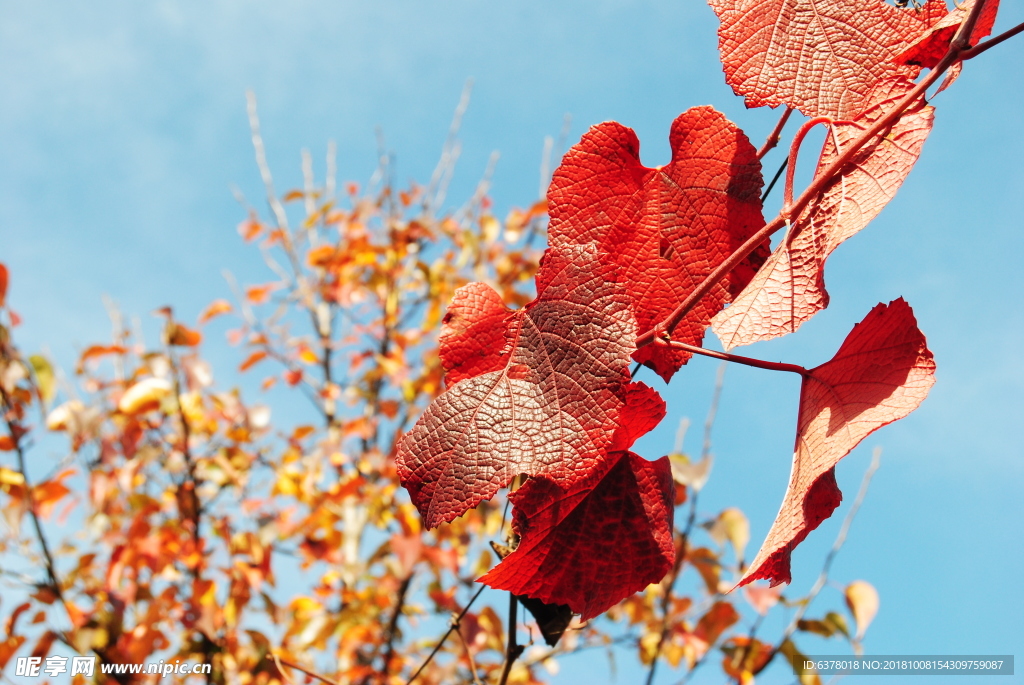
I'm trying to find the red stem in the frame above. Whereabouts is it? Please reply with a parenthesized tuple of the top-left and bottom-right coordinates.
(636, 7, 984, 350)
(756, 107, 794, 160)
(960, 20, 1024, 60)
(783, 117, 833, 212)
(659, 340, 807, 376)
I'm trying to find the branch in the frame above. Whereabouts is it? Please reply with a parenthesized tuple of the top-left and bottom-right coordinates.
(271, 655, 341, 685)
(406, 584, 487, 685)
(960, 19, 1024, 60)
(497, 593, 524, 685)
(783, 117, 834, 212)
(756, 107, 794, 160)
(370, 573, 414, 685)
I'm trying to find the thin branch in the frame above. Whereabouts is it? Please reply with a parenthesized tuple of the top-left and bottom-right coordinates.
(406, 584, 487, 685)
(783, 117, 833, 212)
(271, 655, 341, 685)
(960, 19, 1024, 59)
(374, 574, 414, 684)
(453, 620, 485, 685)
(756, 108, 794, 160)
(497, 593, 524, 685)
(760, 158, 788, 204)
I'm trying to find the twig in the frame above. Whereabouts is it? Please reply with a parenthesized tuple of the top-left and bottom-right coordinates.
(497, 593, 524, 685)
(960, 19, 1024, 60)
(453, 621, 484, 685)
(406, 584, 487, 685)
(645, 366, 725, 685)
(271, 655, 341, 685)
(372, 574, 414, 684)
(760, 159, 788, 203)
(756, 108, 794, 160)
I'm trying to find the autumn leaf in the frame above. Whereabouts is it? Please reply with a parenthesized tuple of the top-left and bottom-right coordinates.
(438, 282, 512, 386)
(547, 107, 768, 380)
(707, 0, 945, 119)
(198, 299, 233, 324)
(478, 452, 674, 621)
(740, 299, 935, 586)
(0, 262, 8, 308)
(897, 0, 1000, 68)
(396, 244, 659, 528)
(845, 579, 879, 639)
(713, 80, 934, 349)
(168, 323, 202, 347)
(239, 350, 269, 372)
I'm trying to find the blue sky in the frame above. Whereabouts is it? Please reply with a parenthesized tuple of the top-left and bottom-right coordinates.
(2, 1, 1022, 683)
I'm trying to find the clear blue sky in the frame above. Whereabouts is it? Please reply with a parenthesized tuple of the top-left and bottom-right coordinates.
(2, 2, 1021, 683)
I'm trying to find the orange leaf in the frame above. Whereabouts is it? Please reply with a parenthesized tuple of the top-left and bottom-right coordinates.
(237, 217, 264, 242)
(168, 323, 202, 347)
(0, 435, 14, 451)
(239, 350, 269, 372)
(246, 284, 275, 305)
(77, 345, 128, 372)
(199, 299, 233, 324)
(284, 369, 303, 386)
(307, 245, 336, 268)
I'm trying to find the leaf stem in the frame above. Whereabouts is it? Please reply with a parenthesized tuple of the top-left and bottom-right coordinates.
(783, 117, 833, 213)
(658, 340, 807, 377)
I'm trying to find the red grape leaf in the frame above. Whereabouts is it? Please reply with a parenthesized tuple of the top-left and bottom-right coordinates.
(897, 0, 1000, 68)
(479, 451, 675, 620)
(739, 299, 935, 587)
(548, 107, 768, 381)
(438, 282, 512, 386)
(396, 244, 664, 528)
(712, 79, 934, 349)
(707, 0, 946, 118)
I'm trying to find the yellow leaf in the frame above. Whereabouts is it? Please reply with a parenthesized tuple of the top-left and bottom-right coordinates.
(709, 507, 749, 561)
(845, 580, 879, 639)
(198, 299, 233, 324)
(28, 355, 56, 404)
(118, 377, 173, 414)
(0, 467, 25, 485)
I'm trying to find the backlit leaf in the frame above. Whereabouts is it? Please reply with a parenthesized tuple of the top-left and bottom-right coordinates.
(897, 0, 1000, 68)
(397, 244, 660, 528)
(548, 108, 768, 380)
(740, 299, 935, 586)
(845, 579, 879, 639)
(707, 0, 945, 118)
(713, 80, 934, 349)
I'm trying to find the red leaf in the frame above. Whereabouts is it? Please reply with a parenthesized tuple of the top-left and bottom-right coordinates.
(897, 0, 1000, 68)
(740, 299, 935, 586)
(713, 80, 934, 349)
(0, 262, 8, 308)
(707, 0, 945, 118)
(479, 452, 675, 621)
(438, 282, 512, 386)
(396, 244, 661, 528)
(548, 107, 768, 381)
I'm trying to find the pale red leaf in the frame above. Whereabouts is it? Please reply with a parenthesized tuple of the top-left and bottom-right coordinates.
(548, 107, 768, 380)
(897, 0, 1000, 68)
(707, 0, 946, 118)
(740, 299, 935, 586)
(478, 451, 674, 620)
(713, 80, 934, 349)
(0, 263, 8, 308)
(438, 282, 512, 386)
(396, 244, 659, 528)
